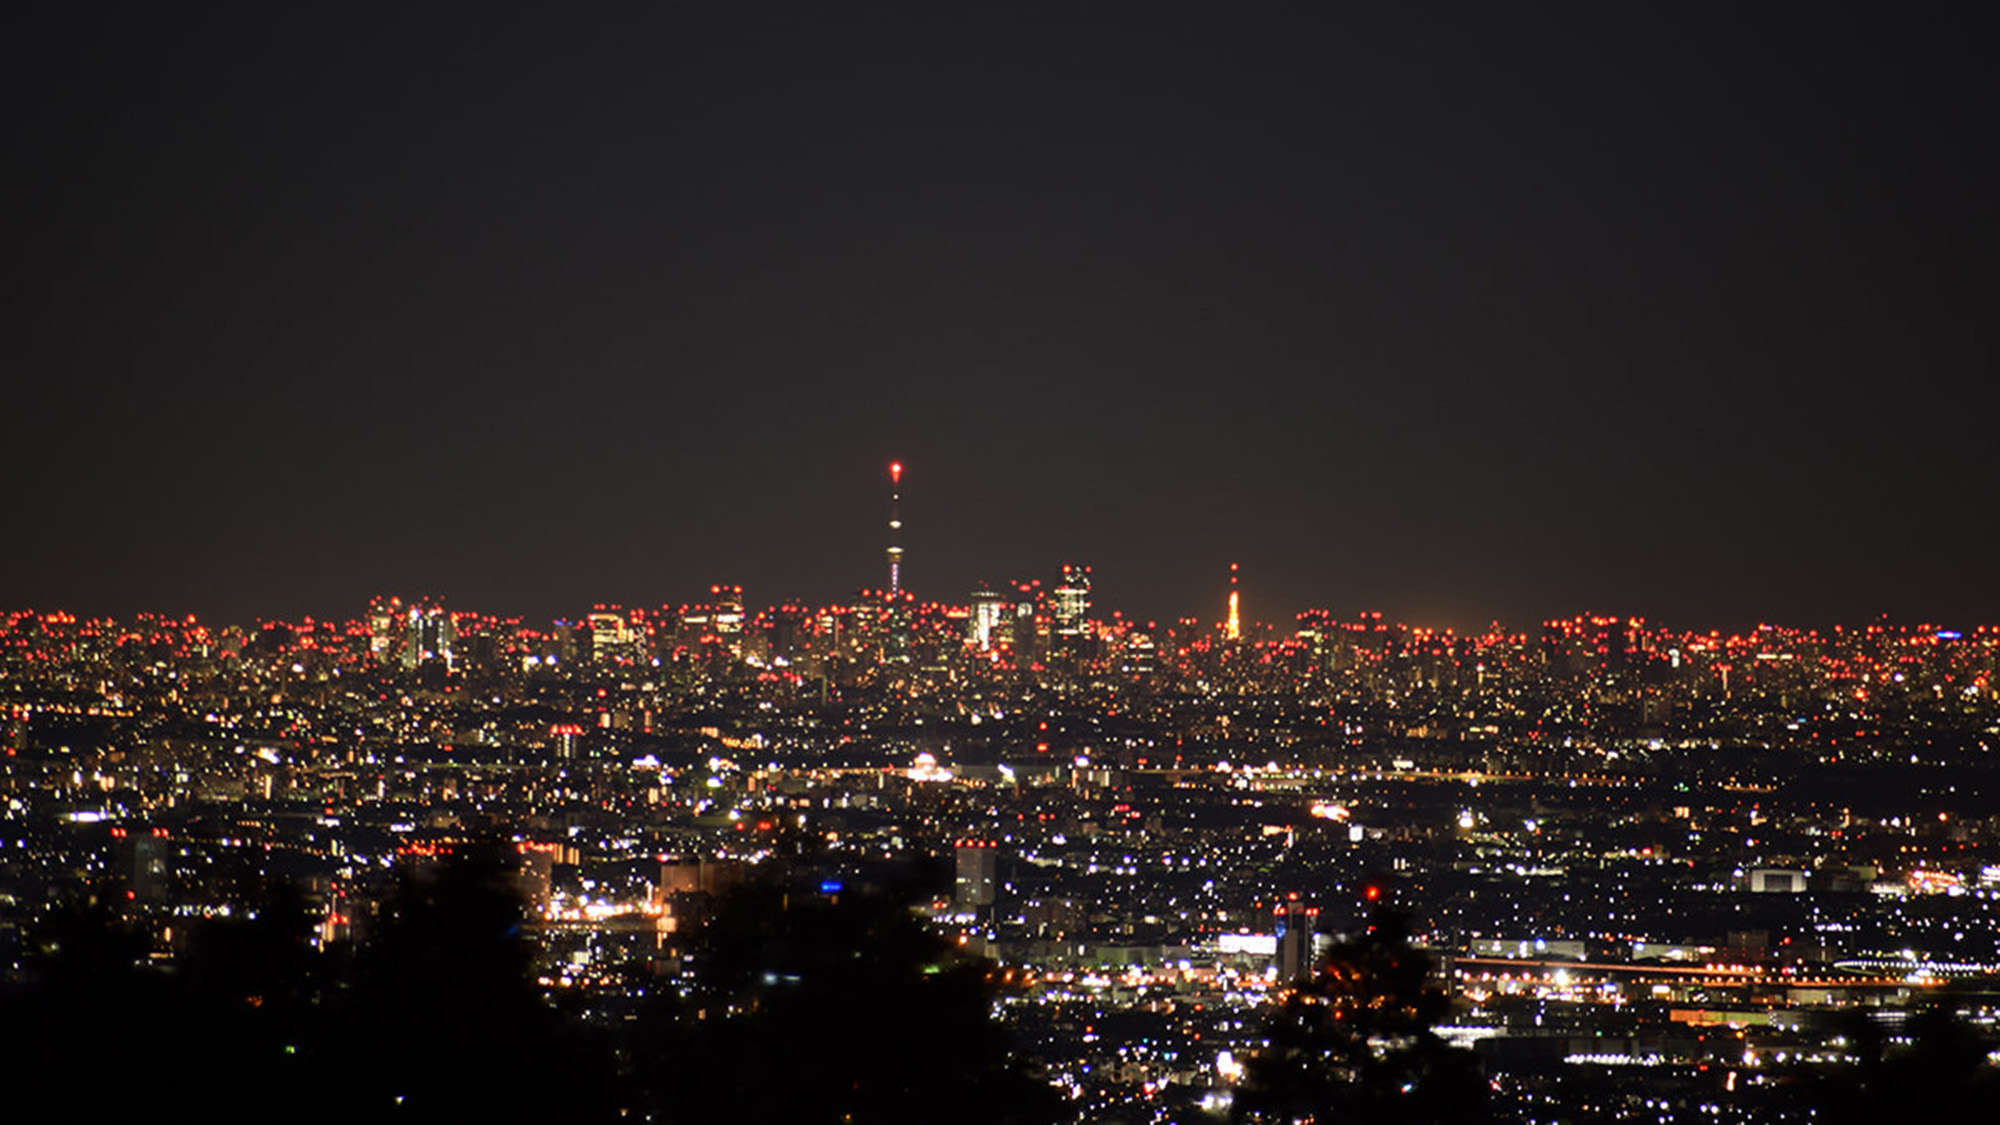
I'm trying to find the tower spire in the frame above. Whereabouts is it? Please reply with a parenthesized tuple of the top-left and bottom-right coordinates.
(886, 461, 905, 596)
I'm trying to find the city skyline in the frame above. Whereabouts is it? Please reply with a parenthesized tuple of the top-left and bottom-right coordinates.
(4, 535, 1997, 1123)
(7, 441, 1998, 639)
(4, 518, 1995, 640)
(6, 8, 1996, 635)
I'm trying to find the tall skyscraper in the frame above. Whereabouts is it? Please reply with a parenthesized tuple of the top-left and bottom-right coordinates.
(682, 585, 746, 654)
(1010, 580, 1043, 661)
(967, 585, 1007, 650)
(366, 595, 402, 661)
(1275, 896, 1318, 981)
(1053, 564, 1091, 643)
(886, 461, 905, 596)
(402, 601, 455, 670)
(955, 840, 997, 914)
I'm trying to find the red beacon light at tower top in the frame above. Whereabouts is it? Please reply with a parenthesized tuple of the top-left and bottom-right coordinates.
(889, 461, 903, 484)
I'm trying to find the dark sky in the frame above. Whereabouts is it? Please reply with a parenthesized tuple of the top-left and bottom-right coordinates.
(6, 5, 1995, 632)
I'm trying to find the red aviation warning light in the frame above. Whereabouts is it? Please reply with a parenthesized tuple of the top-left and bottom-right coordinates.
(889, 461, 903, 485)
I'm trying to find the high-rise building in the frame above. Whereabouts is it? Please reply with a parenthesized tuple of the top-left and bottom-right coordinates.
(1009, 580, 1043, 662)
(682, 586, 746, 654)
(401, 602, 455, 670)
(111, 826, 172, 904)
(1275, 895, 1318, 981)
(955, 840, 997, 914)
(586, 610, 642, 664)
(366, 595, 402, 661)
(1052, 564, 1091, 643)
(967, 585, 1007, 650)
(765, 602, 813, 661)
(1116, 629, 1157, 676)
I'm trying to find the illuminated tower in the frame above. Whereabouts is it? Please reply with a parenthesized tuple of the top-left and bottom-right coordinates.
(1225, 563, 1241, 642)
(886, 461, 905, 596)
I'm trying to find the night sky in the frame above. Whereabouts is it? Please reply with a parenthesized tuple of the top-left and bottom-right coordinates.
(6, 6, 1995, 632)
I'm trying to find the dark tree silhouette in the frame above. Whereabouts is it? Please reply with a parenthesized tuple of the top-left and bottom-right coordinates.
(178, 879, 321, 1018)
(1234, 906, 1490, 1124)
(0, 893, 323, 1123)
(632, 875, 1061, 1125)
(3, 855, 1048, 1125)
(1790, 998, 2000, 1124)
(313, 844, 616, 1124)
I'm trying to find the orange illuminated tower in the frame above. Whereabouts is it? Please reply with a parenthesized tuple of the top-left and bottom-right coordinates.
(1225, 562, 1241, 641)
(886, 461, 905, 596)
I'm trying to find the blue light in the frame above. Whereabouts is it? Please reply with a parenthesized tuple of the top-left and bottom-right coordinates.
(1938, 630, 1963, 640)
(819, 880, 843, 894)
